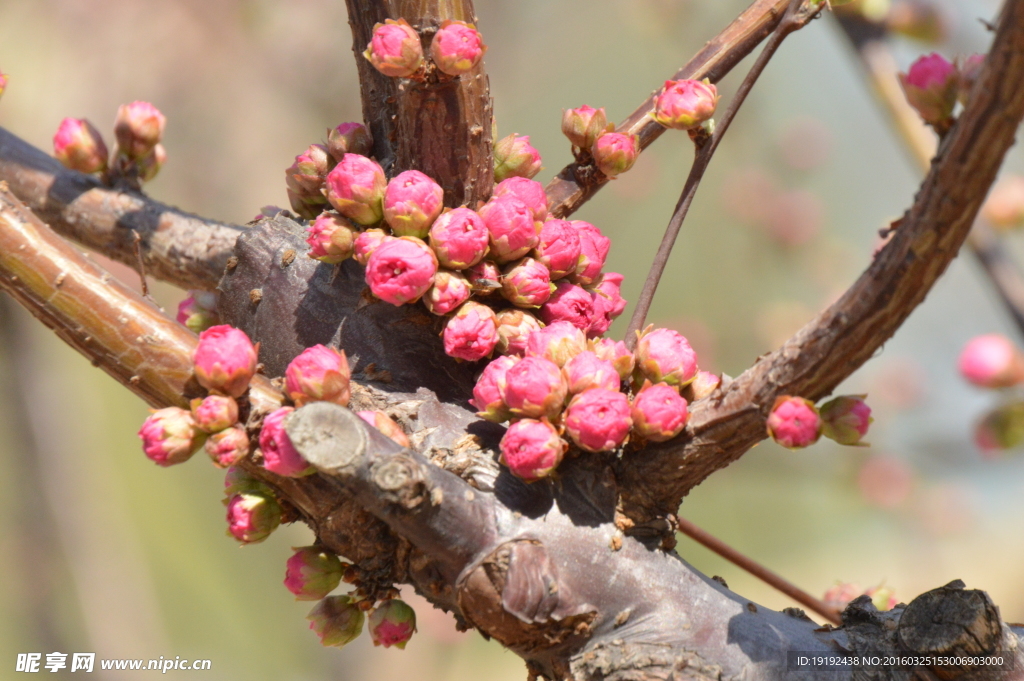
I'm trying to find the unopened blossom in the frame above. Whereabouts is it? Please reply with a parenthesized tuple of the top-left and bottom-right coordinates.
(357, 410, 411, 448)
(365, 236, 438, 305)
(285, 344, 352, 407)
(139, 407, 203, 467)
(493, 133, 542, 182)
(589, 271, 626, 338)
(590, 337, 634, 379)
(429, 207, 490, 269)
(683, 370, 720, 401)
(564, 389, 632, 452)
(653, 79, 719, 130)
(136, 143, 165, 182)
(422, 269, 471, 315)
(287, 187, 328, 220)
(500, 418, 566, 482)
(478, 195, 539, 263)
(471, 355, 518, 422)
(823, 582, 863, 612)
(285, 546, 344, 601)
(364, 19, 424, 78)
(572, 221, 611, 286)
(634, 327, 698, 387)
(286, 143, 333, 195)
(176, 290, 219, 334)
(819, 395, 873, 446)
(114, 100, 165, 159)
(383, 169, 444, 238)
(540, 281, 595, 332)
(430, 20, 486, 76)
(53, 118, 109, 174)
(226, 490, 282, 544)
(465, 259, 502, 295)
(368, 599, 417, 649)
(492, 177, 548, 225)
(958, 53, 985, 106)
(766, 396, 821, 449)
(308, 595, 365, 648)
(563, 351, 620, 394)
(503, 356, 568, 419)
(501, 257, 553, 308)
(982, 175, 1024, 230)
(898, 53, 958, 129)
(325, 153, 387, 226)
(562, 105, 608, 150)
(534, 219, 582, 280)
(443, 301, 499, 361)
(260, 407, 314, 477)
(0, 70, 7, 99)
(192, 325, 258, 398)
(494, 309, 543, 356)
(958, 333, 1024, 388)
(526, 320, 587, 367)
(592, 132, 639, 177)
(974, 401, 1024, 454)
(191, 395, 239, 433)
(353, 229, 392, 266)
(631, 382, 689, 442)
(307, 212, 357, 264)
(205, 426, 249, 468)
(327, 122, 373, 161)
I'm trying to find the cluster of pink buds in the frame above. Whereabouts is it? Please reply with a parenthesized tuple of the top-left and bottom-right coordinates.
(52, 100, 166, 183)
(765, 394, 873, 449)
(898, 52, 985, 133)
(561, 105, 638, 178)
(363, 18, 485, 80)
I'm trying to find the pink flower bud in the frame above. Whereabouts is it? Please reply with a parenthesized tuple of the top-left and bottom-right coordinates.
(478, 195, 540, 263)
(430, 20, 486, 76)
(136, 143, 166, 183)
(493, 133, 542, 182)
(357, 410, 412, 448)
(501, 257, 553, 308)
(364, 18, 424, 78)
(114, 101, 165, 160)
(465, 259, 502, 295)
(973, 401, 1024, 454)
(287, 187, 328, 220)
(958, 53, 985, 106)
(365, 236, 438, 305)
(325, 153, 387, 226)
(353, 228, 392, 266)
(982, 175, 1024, 231)
(589, 338, 634, 379)
(0, 70, 7, 99)
(383, 169, 445, 238)
(631, 382, 689, 442)
(286, 144, 334, 195)
(958, 333, 1024, 388)
(225, 490, 282, 543)
(819, 395, 873, 446)
(138, 407, 203, 466)
(865, 585, 898, 612)
(259, 407, 314, 477)
(494, 309, 543, 356)
(533, 219, 582, 280)
(53, 118, 109, 174)
(190, 394, 239, 433)
(307, 595, 365, 648)
(286, 344, 352, 407)
(368, 599, 417, 649)
(592, 132, 639, 177)
(503, 356, 568, 419)
(562, 105, 609, 150)
(564, 389, 632, 452)
(443, 301, 499, 361)
(204, 426, 250, 468)
(192, 325, 258, 398)
(898, 53, 957, 129)
(634, 327, 698, 387)
(526, 320, 586, 367)
(682, 370, 720, 402)
(588, 272, 626, 338)
(176, 290, 219, 334)
(571, 221, 610, 286)
(563, 351, 620, 394)
(499, 418, 567, 482)
(423, 269, 471, 315)
(823, 582, 863, 612)
(540, 281, 595, 332)
(307, 212, 357, 264)
(429, 207, 489, 269)
(492, 177, 548, 224)
(327, 122, 373, 161)
(765, 396, 821, 449)
(285, 546, 344, 601)
(653, 79, 719, 130)
(471, 355, 518, 422)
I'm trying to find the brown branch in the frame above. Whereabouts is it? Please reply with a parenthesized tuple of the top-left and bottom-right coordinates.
(0, 127, 242, 291)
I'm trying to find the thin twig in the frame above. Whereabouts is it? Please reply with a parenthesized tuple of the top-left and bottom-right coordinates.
(624, 0, 816, 347)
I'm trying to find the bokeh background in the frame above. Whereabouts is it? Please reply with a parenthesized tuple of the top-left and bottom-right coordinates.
(1, 0, 1022, 678)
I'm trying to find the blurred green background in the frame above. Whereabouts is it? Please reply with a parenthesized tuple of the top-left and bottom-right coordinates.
(1, 0, 1022, 678)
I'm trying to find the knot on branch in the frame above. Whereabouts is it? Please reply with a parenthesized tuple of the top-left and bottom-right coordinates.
(371, 456, 427, 509)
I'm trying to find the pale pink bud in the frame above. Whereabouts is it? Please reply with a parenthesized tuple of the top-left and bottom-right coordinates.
(325, 153, 387, 225)
(136, 143, 166, 182)
(364, 19, 424, 78)
(365, 236, 438, 305)
(327, 122, 373, 161)
(571, 221, 610, 286)
(114, 101, 165, 159)
(766, 396, 821, 449)
(286, 143, 334, 195)
(356, 410, 411, 448)
(503, 356, 568, 419)
(682, 370, 720, 402)
(493, 133, 542, 182)
(204, 426, 250, 468)
(562, 105, 609, 150)
(443, 301, 499, 361)
(176, 290, 219, 334)
(819, 395, 873, 446)
(430, 20, 486, 76)
(958, 334, 1024, 388)
(865, 585, 898, 612)
(494, 309, 543, 356)
(353, 228, 393, 266)
(429, 207, 490, 269)
(0, 70, 7, 99)
(898, 53, 958, 128)
(286, 344, 352, 407)
(563, 351, 620, 395)
(138, 407, 203, 466)
(564, 389, 632, 452)
(533, 219, 582, 280)
(592, 132, 639, 177)
(307, 212, 357, 264)
(634, 327, 698, 387)
(478, 195, 540, 263)
(190, 394, 239, 433)
(588, 272, 626, 338)
(501, 257, 552, 308)
(540, 281, 595, 332)
(974, 402, 1024, 454)
(631, 382, 688, 442)
(823, 582, 863, 612)
(53, 118, 109, 174)
(589, 337, 634, 379)
(492, 177, 548, 224)
(471, 355, 518, 422)
(384, 169, 444, 238)
(958, 53, 985, 106)
(308, 595, 365, 648)
(286, 546, 344, 601)
(225, 490, 282, 543)
(368, 599, 417, 649)
(423, 269, 471, 315)
(526, 320, 586, 367)
(259, 407, 314, 477)
(193, 325, 258, 398)
(982, 175, 1024, 231)
(653, 79, 719, 130)
(499, 418, 566, 482)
